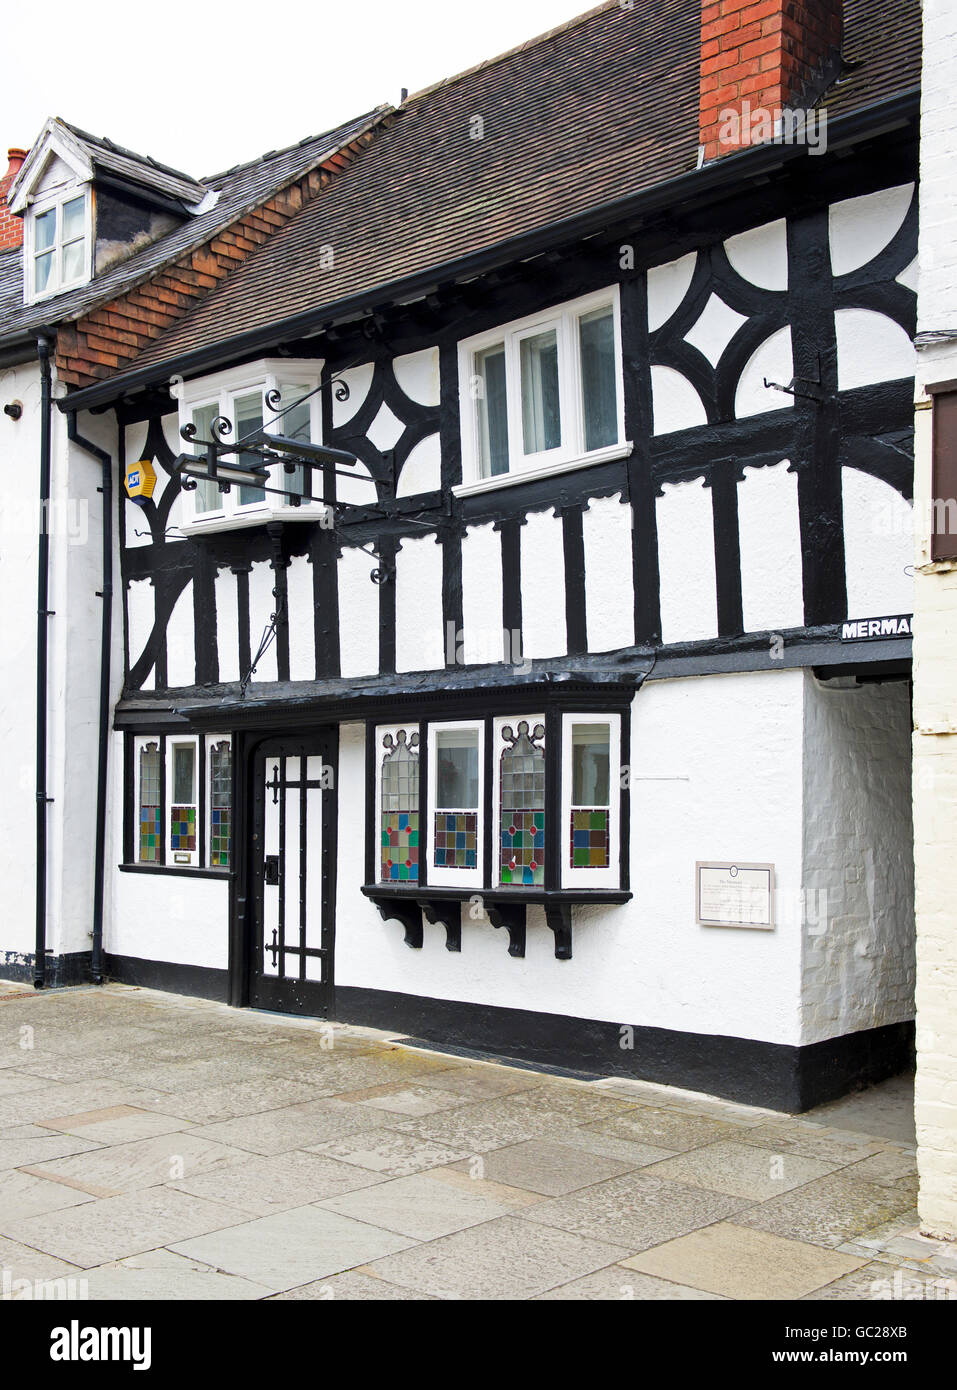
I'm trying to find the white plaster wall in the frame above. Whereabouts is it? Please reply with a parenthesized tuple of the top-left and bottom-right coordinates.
(338, 544, 380, 678)
(913, 0, 957, 1240)
(104, 735, 228, 971)
(0, 361, 42, 963)
(656, 477, 718, 643)
(520, 509, 567, 659)
(126, 577, 156, 688)
(335, 673, 809, 1046)
(650, 365, 707, 435)
(724, 218, 789, 291)
(393, 347, 440, 406)
(247, 560, 278, 684)
(737, 460, 804, 632)
(835, 308, 916, 392)
(286, 553, 316, 682)
(215, 567, 240, 683)
(396, 434, 441, 497)
(395, 533, 445, 673)
(582, 493, 635, 652)
(461, 522, 504, 665)
(735, 328, 794, 418)
(646, 252, 697, 332)
(165, 584, 195, 688)
(829, 184, 914, 278)
(800, 676, 914, 1044)
(842, 467, 914, 619)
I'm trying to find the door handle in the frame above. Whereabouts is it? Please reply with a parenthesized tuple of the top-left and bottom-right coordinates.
(264, 854, 280, 886)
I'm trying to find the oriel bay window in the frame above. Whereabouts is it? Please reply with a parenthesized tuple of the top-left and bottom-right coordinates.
(368, 698, 629, 901)
(457, 288, 628, 492)
(127, 734, 233, 873)
(178, 361, 321, 531)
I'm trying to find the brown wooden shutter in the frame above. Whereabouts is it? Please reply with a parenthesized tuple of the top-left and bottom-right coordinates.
(931, 387, 957, 562)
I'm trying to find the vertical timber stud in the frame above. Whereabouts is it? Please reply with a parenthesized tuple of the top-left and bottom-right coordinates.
(544, 705, 562, 894)
(562, 505, 587, 655)
(620, 274, 662, 644)
(709, 463, 744, 637)
(229, 730, 251, 1008)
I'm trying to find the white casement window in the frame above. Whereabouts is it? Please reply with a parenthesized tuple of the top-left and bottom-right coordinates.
(25, 188, 92, 302)
(456, 288, 628, 495)
(560, 713, 621, 889)
(131, 733, 233, 871)
(178, 360, 324, 534)
(167, 737, 200, 867)
(427, 721, 484, 886)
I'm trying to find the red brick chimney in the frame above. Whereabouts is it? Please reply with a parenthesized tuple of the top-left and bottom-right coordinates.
(0, 148, 27, 251)
(699, 1, 843, 162)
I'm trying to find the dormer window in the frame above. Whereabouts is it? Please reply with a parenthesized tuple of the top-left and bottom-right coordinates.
(28, 189, 91, 301)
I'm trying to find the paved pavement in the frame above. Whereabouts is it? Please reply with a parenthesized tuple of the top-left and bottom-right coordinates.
(0, 981, 953, 1301)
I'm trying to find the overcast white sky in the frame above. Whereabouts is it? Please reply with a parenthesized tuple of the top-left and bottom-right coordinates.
(3, 0, 594, 178)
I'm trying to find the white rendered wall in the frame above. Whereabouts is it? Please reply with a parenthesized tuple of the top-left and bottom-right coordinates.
(335, 673, 808, 1046)
(913, 0, 957, 1241)
(519, 509, 567, 660)
(338, 545, 379, 677)
(582, 493, 635, 652)
(656, 478, 718, 643)
(800, 676, 915, 1045)
(737, 460, 804, 631)
(461, 523, 504, 665)
(395, 533, 445, 673)
(0, 361, 42, 965)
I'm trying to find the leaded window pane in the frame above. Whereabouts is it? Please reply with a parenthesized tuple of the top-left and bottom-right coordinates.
(500, 720, 545, 886)
(381, 730, 420, 882)
(138, 743, 161, 863)
(209, 741, 232, 868)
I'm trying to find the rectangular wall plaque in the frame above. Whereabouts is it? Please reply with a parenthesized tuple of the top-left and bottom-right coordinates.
(696, 861, 774, 929)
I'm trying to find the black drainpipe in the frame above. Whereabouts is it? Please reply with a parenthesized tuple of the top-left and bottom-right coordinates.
(66, 411, 113, 985)
(34, 335, 52, 988)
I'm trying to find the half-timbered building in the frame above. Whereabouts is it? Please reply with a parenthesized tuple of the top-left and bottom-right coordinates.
(0, 0, 923, 1109)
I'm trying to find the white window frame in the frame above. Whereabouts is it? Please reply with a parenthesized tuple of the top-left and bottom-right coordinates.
(205, 734, 233, 870)
(133, 735, 163, 866)
(167, 736, 200, 867)
(178, 359, 327, 535)
(375, 722, 422, 886)
(426, 720, 485, 887)
(492, 713, 547, 888)
(23, 185, 93, 304)
(456, 287, 629, 496)
(560, 712, 621, 890)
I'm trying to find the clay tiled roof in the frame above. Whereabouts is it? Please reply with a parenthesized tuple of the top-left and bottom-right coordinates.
(122, 0, 922, 381)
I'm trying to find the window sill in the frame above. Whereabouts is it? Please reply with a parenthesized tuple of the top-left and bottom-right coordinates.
(119, 863, 232, 880)
(452, 441, 633, 498)
(362, 884, 631, 960)
(178, 503, 330, 536)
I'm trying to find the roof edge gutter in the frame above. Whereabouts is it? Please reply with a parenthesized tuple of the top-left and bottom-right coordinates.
(57, 87, 920, 416)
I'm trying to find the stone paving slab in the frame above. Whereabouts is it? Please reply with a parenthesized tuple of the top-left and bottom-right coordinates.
(169, 1149, 390, 1214)
(364, 1213, 632, 1300)
(622, 1223, 868, 1300)
(4, 1187, 251, 1267)
(169, 1205, 418, 1293)
(317, 1166, 542, 1240)
(22, 1132, 249, 1197)
(0, 981, 931, 1301)
(519, 1171, 751, 1252)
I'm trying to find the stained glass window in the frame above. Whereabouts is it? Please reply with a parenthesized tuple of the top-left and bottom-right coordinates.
(138, 742, 161, 863)
(433, 728, 479, 870)
(170, 743, 197, 854)
(500, 721, 545, 886)
(569, 723, 611, 869)
(209, 741, 232, 868)
(381, 729, 420, 882)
